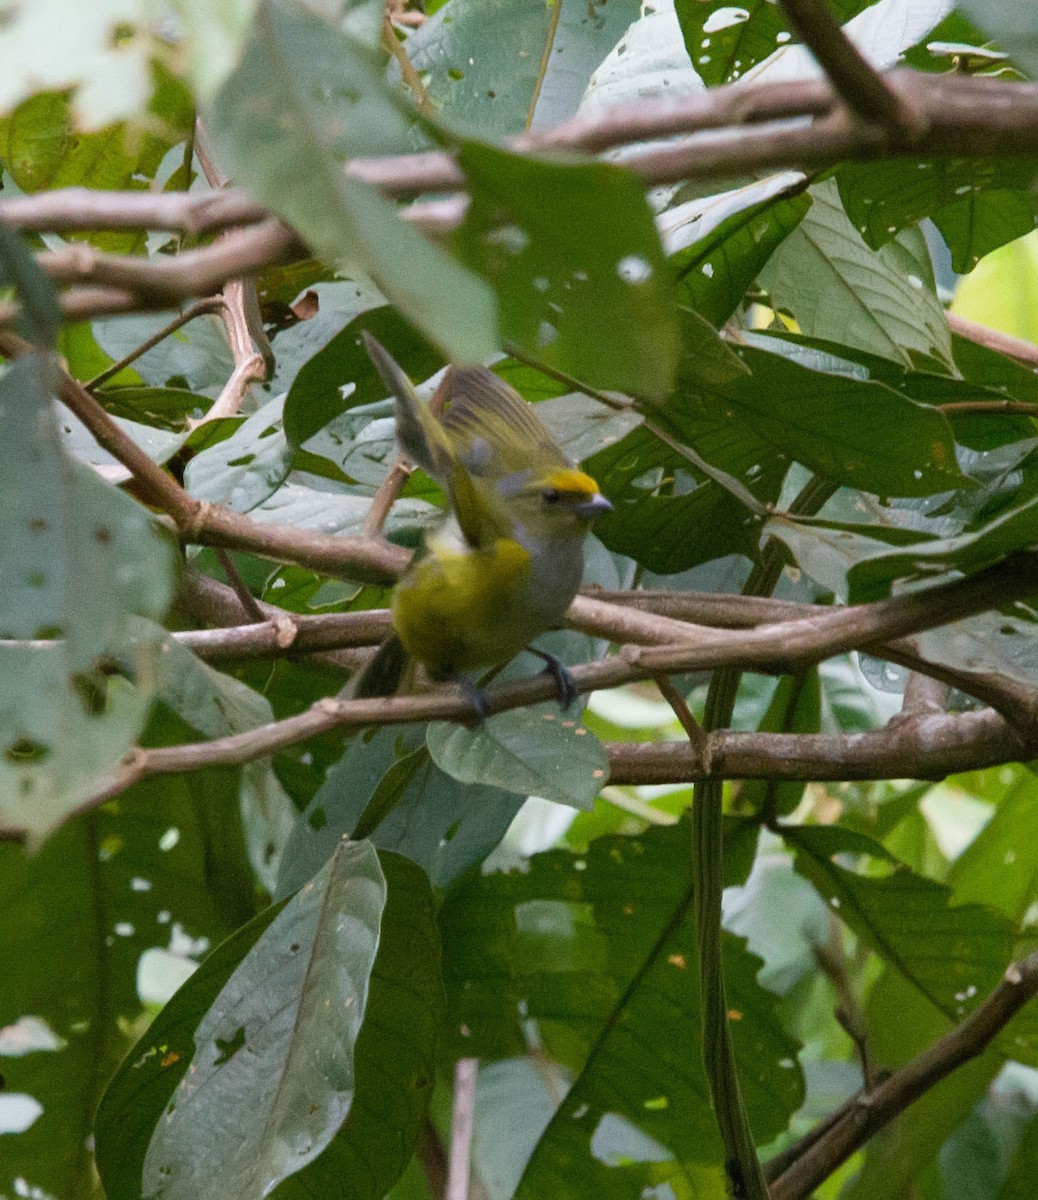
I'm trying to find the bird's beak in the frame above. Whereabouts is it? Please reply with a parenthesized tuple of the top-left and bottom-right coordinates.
(576, 493, 613, 520)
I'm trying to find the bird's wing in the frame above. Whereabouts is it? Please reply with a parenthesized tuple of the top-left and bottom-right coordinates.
(440, 368, 569, 475)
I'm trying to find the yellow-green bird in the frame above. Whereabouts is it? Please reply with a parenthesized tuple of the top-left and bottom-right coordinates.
(356, 333, 612, 713)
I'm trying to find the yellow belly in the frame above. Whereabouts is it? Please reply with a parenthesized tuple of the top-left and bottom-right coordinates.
(391, 537, 537, 678)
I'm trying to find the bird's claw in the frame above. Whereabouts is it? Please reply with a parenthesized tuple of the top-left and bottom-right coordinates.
(529, 648, 578, 710)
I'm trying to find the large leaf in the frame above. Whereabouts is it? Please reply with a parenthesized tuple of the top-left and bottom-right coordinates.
(141, 840, 386, 1200)
(786, 825, 1016, 1024)
(673, 0, 877, 86)
(666, 339, 970, 499)
(453, 142, 680, 399)
(97, 850, 441, 1200)
(837, 157, 1038, 273)
(3, 736, 256, 1200)
(276, 727, 526, 896)
(401, 0, 641, 135)
(184, 396, 293, 511)
(206, 0, 496, 363)
(441, 819, 803, 1195)
(427, 705, 609, 810)
(284, 306, 442, 448)
(663, 173, 811, 327)
(0, 355, 175, 838)
(759, 180, 955, 370)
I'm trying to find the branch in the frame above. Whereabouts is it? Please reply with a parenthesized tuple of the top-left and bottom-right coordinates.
(947, 312, 1038, 368)
(605, 706, 1026, 785)
(0, 332, 409, 583)
(37, 217, 299, 306)
(16, 555, 1032, 834)
(768, 951, 1038, 1200)
(778, 0, 925, 139)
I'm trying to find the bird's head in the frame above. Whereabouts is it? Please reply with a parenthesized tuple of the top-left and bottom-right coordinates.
(497, 466, 612, 539)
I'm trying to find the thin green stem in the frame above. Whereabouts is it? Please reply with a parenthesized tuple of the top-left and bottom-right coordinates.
(689, 472, 835, 1198)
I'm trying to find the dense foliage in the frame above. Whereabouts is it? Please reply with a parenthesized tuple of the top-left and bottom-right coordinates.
(3, 1, 1038, 1198)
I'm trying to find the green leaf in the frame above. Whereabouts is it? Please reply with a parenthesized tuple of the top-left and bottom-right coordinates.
(95, 902, 288, 1200)
(949, 769, 1038, 923)
(846, 492, 1038, 600)
(673, 0, 876, 86)
(184, 396, 293, 510)
(440, 819, 802, 1193)
(586, 421, 782, 573)
(0, 356, 176, 839)
(284, 306, 443, 448)
(0, 222, 60, 346)
(6, 742, 256, 1200)
(401, 0, 641, 135)
(141, 840, 387, 1200)
(276, 727, 525, 896)
(676, 340, 970, 498)
(846, 966, 1003, 1200)
(786, 824, 1016, 1022)
(453, 142, 680, 399)
(270, 852, 443, 1200)
(998, 1106, 1038, 1200)
(97, 851, 441, 1200)
(759, 180, 955, 370)
(428, 706, 609, 810)
(664, 173, 811, 327)
(207, 0, 496, 363)
(837, 157, 1038, 272)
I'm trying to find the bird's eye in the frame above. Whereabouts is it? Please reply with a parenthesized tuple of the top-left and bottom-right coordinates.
(541, 488, 561, 505)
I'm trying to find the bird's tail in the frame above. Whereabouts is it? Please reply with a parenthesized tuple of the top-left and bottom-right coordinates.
(351, 633, 411, 698)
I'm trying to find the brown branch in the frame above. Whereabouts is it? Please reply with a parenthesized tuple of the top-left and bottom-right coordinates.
(191, 124, 272, 424)
(0, 186, 268, 234)
(778, 0, 925, 139)
(948, 313, 1038, 368)
(0, 75, 1035, 253)
(36, 217, 299, 306)
(10, 554, 1029, 834)
(768, 951, 1038, 1200)
(0, 332, 409, 583)
(606, 706, 1028, 785)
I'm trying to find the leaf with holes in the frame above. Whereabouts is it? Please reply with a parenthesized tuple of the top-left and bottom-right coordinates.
(206, 0, 496, 363)
(440, 818, 801, 1196)
(759, 180, 955, 371)
(276, 726, 526, 897)
(454, 142, 679, 399)
(141, 840, 386, 1200)
(0, 356, 175, 840)
(98, 849, 440, 1200)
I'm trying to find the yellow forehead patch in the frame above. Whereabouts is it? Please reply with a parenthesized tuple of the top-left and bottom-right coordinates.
(545, 468, 601, 496)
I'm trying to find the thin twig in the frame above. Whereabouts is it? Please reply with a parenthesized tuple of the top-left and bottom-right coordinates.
(85, 297, 227, 391)
(381, 14, 434, 114)
(446, 1058, 478, 1200)
(654, 675, 711, 759)
(768, 951, 1038, 1200)
(362, 459, 414, 538)
(214, 550, 266, 624)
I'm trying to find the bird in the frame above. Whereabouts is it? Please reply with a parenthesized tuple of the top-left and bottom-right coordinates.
(354, 333, 612, 715)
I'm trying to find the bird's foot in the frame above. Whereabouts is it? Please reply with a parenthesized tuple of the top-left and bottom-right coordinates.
(453, 674, 490, 724)
(528, 647, 578, 710)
